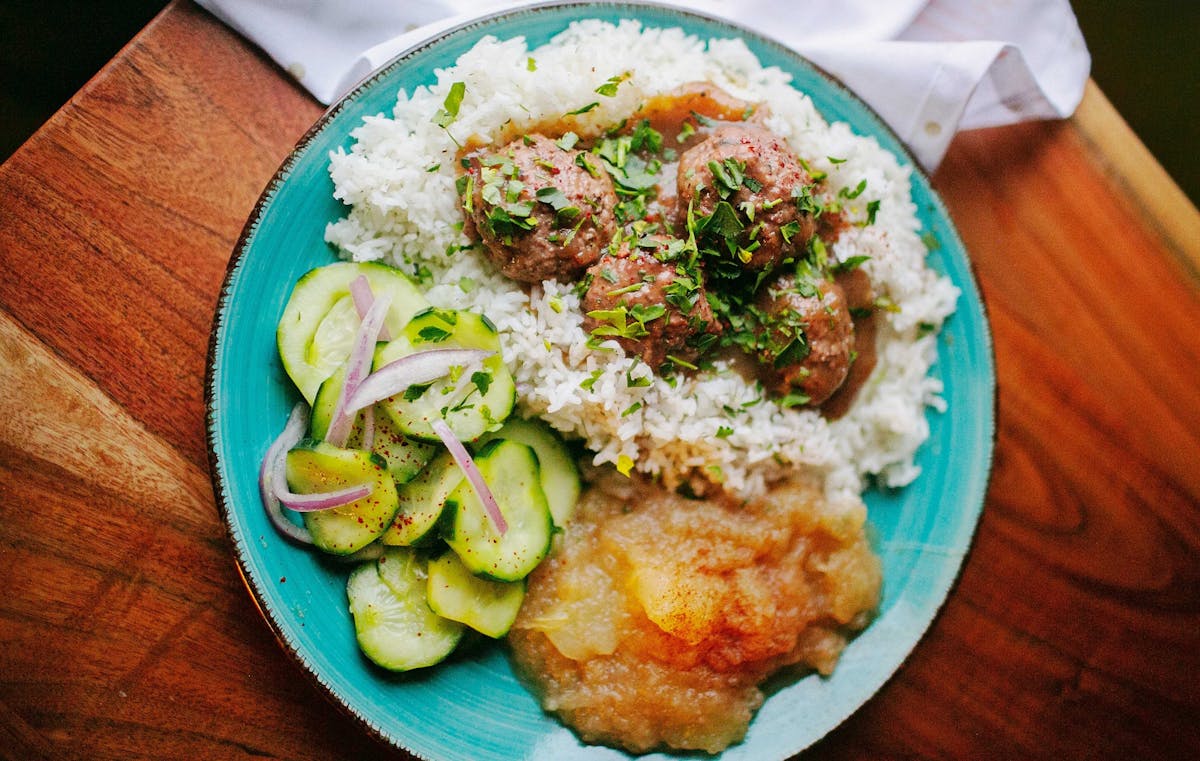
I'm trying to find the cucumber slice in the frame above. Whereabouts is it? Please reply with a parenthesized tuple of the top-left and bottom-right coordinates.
(381, 451, 463, 547)
(277, 261, 428, 403)
(285, 440, 399, 555)
(427, 551, 525, 638)
(311, 361, 435, 483)
(360, 406, 436, 485)
(346, 553, 463, 671)
(443, 439, 552, 582)
(476, 417, 581, 527)
(374, 309, 516, 443)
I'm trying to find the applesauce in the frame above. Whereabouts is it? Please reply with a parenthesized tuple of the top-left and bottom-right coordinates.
(508, 470, 882, 754)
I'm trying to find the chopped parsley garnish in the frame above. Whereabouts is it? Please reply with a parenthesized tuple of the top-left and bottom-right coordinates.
(567, 102, 600, 116)
(555, 131, 580, 150)
(580, 369, 604, 391)
(416, 326, 452, 343)
(839, 179, 868, 200)
(779, 391, 812, 408)
(607, 281, 646, 297)
(864, 199, 881, 226)
(403, 383, 432, 401)
(586, 303, 665, 341)
(477, 155, 537, 241)
(629, 120, 663, 154)
(664, 354, 698, 371)
(626, 360, 652, 387)
(792, 183, 823, 216)
(470, 370, 492, 396)
(433, 81, 466, 128)
(832, 255, 870, 274)
(535, 186, 582, 226)
(595, 72, 632, 97)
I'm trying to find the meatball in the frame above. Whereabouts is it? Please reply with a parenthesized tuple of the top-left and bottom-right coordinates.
(753, 274, 854, 406)
(463, 133, 618, 283)
(581, 238, 719, 370)
(677, 124, 817, 272)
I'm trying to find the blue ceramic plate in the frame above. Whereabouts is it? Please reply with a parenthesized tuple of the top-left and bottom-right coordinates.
(207, 3, 995, 759)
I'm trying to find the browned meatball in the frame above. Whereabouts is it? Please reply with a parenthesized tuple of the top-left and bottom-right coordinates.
(677, 124, 817, 272)
(581, 239, 719, 370)
(463, 134, 618, 283)
(753, 274, 854, 406)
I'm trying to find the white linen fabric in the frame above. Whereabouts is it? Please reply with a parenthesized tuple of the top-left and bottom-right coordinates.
(194, 0, 1089, 168)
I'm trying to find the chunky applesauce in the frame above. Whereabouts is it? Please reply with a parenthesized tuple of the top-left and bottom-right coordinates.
(508, 470, 882, 753)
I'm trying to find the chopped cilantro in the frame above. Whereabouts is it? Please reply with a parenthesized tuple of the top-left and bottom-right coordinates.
(535, 186, 582, 226)
(839, 179, 868, 200)
(575, 152, 600, 178)
(664, 354, 698, 371)
(567, 102, 600, 116)
(555, 131, 580, 150)
(416, 326, 453, 343)
(607, 281, 646, 297)
(864, 199, 881, 226)
(471, 370, 492, 395)
(580, 369, 604, 391)
(403, 383, 432, 401)
(595, 72, 631, 97)
(433, 81, 466, 128)
(779, 391, 811, 408)
(832, 255, 870, 273)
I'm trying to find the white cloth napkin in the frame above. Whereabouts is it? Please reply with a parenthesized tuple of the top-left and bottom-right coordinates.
(195, 0, 1089, 169)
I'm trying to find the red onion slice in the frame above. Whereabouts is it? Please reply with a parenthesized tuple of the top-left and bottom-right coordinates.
(325, 291, 394, 447)
(259, 402, 314, 544)
(349, 275, 392, 341)
(275, 482, 372, 512)
(431, 418, 508, 536)
(347, 348, 492, 412)
(260, 401, 374, 529)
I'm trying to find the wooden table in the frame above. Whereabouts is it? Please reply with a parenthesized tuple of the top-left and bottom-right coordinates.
(1, 3, 1197, 759)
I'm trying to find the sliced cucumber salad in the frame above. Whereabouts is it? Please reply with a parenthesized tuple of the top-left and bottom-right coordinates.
(262, 262, 580, 671)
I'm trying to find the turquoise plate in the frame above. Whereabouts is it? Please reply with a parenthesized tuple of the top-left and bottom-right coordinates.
(206, 2, 995, 758)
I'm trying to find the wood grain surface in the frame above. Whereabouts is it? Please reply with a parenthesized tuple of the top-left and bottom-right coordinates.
(1, 2, 1197, 759)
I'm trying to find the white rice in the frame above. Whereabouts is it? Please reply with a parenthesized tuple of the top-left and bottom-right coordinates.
(324, 20, 959, 505)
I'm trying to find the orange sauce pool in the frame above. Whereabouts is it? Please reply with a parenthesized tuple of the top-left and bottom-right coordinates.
(508, 470, 882, 754)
